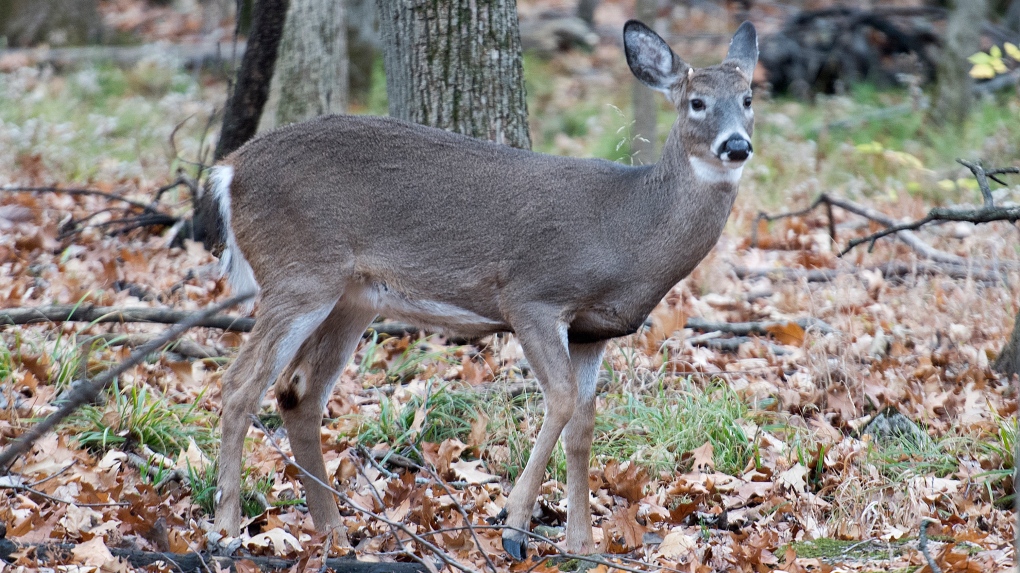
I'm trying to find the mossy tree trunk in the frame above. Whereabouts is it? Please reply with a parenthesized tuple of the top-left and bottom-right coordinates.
(0, 0, 102, 47)
(375, 0, 531, 149)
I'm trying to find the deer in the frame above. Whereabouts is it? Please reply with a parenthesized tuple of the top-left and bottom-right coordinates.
(206, 19, 757, 559)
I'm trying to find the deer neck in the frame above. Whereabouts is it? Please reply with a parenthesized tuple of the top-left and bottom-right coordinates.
(643, 122, 740, 280)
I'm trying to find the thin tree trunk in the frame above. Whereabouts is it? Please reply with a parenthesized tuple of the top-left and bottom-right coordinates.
(268, 0, 348, 127)
(214, 0, 290, 160)
(931, 0, 988, 127)
(576, 0, 600, 27)
(630, 0, 658, 163)
(199, 0, 289, 252)
(375, 0, 531, 149)
(994, 310, 1020, 378)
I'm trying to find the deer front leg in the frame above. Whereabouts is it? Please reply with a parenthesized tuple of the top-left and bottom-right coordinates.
(563, 341, 605, 554)
(501, 314, 576, 560)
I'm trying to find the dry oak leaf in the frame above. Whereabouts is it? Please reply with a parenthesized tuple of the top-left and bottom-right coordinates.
(690, 442, 714, 472)
(245, 527, 304, 555)
(655, 528, 698, 560)
(607, 504, 647, 549)
(450, 459, 500, 484)
(766, 321, 805, 347)
(777, 464, 809, 494)
(71, 536, 116, 568)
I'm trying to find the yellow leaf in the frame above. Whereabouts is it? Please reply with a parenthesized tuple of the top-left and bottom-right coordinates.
(1005, 42, 1020, 61)
(970, 63, 996, 79)
(766, 321, 806, 346)
(994, 59, 1009, 74)
(990, 45, 1002, 59)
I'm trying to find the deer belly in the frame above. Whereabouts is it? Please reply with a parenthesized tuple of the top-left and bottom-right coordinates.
(360, 282, 507, 336)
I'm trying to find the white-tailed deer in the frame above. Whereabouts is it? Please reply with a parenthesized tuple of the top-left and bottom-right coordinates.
(208, 20, 757, 559)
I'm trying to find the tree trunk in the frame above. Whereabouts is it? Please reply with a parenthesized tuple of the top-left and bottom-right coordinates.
(1005, 0, 1020, 33)
(347, 0, 381, 106)
(576, 0, 600, 27)
(214, 0, 290, 160)
(266, 0, 348, 128)
(630, 0, 658, 163)
(199, 0, 288, 251)
(931, 0, 988, 127)
(0, 0, 103, 47)
(994, 310, 1020, 379)
(375, 0, 531, 149)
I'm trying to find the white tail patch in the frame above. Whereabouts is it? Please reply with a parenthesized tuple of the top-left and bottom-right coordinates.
(208, 165, 259, 312)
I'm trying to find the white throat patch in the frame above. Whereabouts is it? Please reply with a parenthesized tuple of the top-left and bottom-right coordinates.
(689, 156, 744, 185)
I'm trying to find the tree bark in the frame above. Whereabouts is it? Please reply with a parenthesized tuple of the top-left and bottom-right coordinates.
(263, 0, 348, 128)
(630, 0, 658, 163)
(375, 0, 532, 149)
(0, 0, 103, 47)
(994, 311, 1020, 379)
(931, 0, 988, 127)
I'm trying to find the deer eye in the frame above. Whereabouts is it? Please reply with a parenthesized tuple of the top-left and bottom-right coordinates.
(743, 96, 753, 108)
(690, 99, 706, 112)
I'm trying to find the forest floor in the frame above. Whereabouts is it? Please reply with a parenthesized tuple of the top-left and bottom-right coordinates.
(0, 1, 1018, 572)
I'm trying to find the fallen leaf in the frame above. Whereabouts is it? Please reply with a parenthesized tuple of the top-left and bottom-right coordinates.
(777, 464, 809, 493)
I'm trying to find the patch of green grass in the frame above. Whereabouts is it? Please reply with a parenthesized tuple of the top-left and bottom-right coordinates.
(356, 381, 484, 453)
(866, 428, 971, 482)
(787, 537, 905, 561)
(977, 411, 1017, 505)
(187, 461, 273, 519)
(594, 379, 756, 475)
(66, 379, 215, 456)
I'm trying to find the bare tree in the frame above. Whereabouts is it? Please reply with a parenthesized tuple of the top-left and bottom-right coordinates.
(576, 0, 600, 27)
(375, 0, 531, 149)
(0, 0, 103, 46)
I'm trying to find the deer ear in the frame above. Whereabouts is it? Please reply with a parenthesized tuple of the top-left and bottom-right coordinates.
(624, 20, 689, 94)
(724, 21, 758, 78)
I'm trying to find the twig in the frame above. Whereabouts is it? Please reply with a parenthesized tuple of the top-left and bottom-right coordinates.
(82, 332, 224, 359)
(0, 292, 255, 471)
(249, 416, 465, 573)
(26, 462, 75, 488)
(918, 518, 943, 573)
(406, 444, 498, 573)
(0, 481, 129, 507)
(0, 186, 159, 214)
(842, 161, 1020, 256)
(350, 447, 425, 570)
(732, 262, 1006, 283)
(686, 316, 835, 336)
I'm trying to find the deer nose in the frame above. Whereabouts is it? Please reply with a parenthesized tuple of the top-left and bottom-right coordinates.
(719, 135, 752, 162)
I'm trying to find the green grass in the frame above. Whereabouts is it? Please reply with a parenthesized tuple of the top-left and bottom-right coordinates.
(66, 379, 216, 456)
(977, 411, 1017, 506)
(865, 428, 972, 482)
(187, 460, 273, 519)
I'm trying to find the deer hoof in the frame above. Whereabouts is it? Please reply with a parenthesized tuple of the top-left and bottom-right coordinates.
(502, 531, 529, 561)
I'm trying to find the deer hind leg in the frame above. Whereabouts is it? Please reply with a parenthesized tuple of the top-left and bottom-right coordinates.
(273, 300, 378, 543)
(500, 310, 576, 560)
(562, 341, 605, 554)
(214, 290, 339, 537)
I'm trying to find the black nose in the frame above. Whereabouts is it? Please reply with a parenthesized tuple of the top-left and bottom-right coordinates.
(721, 135, 752, 161)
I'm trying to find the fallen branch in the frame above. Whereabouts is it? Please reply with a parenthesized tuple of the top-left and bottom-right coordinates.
(0, 41, 247, 71)
(754, 192, 968, 265)
(842, 160, 1020, 256)
(0, 292, 255, 472)
(83, 333, 224, 359)
(732, 261, 1006, 283)
(0, 537, 424, 573)
(918, 518, 943, 573)
(686, 316, 835, 336)
(0, 304, 417, 339)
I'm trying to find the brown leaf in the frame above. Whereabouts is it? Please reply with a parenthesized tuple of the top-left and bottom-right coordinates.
(765, 321, 805, 346)
(607, 504, 647, 550)
(689, 441, 714, 472)
(603, 460, 648, 503)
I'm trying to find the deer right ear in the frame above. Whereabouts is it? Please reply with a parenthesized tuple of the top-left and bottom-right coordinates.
(624, 20, 689, 94)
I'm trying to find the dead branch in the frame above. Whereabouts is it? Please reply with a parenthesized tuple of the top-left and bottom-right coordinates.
(0, 41, 246, 71)
(0, 479, 128, 508)
(686, 316, 835, 336)
(83, 333, 224, 359)
(0, 538, 425, 573)
(756, 192, 969, 265)
(0, 292, 255, 472)
(733, 261, 1006, 283)
(0, 304, 418, 339)
(918, 518, 943, 573)
(842, 161, 1020, 256)
(249, 417, 468, 573)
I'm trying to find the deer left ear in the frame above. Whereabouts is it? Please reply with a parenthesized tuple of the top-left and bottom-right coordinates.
(724, 21, 758, 79)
